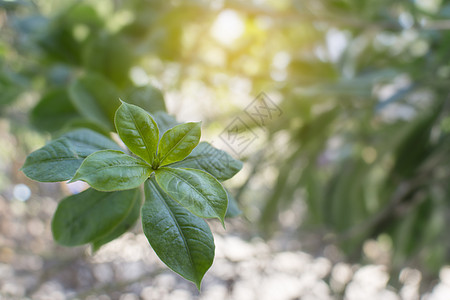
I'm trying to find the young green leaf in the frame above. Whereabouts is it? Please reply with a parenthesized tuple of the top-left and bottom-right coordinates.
(71, 150, 152, 191)
(155, 167, 228, 225)
(21, 129, 122, 182)
(168, 142, 243, 181)
(142, 178, 214, 289)
(115, 101, 159, 164)
(157, 122, 201, 166)
(52, 188, 141, 246)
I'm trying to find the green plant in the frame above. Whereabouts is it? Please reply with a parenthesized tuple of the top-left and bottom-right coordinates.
(21, 101, 243, 289)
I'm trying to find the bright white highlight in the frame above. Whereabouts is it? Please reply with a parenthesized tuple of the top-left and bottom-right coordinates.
(210, 10, 245, 46)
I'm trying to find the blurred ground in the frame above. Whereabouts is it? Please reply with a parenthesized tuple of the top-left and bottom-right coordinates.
(1, 183, 450, 300)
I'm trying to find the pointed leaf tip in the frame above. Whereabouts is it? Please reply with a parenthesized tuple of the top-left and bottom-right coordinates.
(142, 179, 214, 288)
(157, 122, 202, 166)
(115, 102, 159, 164)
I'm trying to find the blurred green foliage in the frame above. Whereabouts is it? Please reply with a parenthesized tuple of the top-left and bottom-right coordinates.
(2, 0, 450, 287)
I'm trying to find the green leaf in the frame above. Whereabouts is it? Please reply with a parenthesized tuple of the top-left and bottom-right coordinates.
(153, 111, 179, 136)
(92, 189, 142, 251)
(31, 88, 79, 132)
(142, 178, 214, 289)
(168, 142, 243, 181)
(63, 129, 123, 154)
(83, 33, 134, 87)
(69, 73, 121, 130)
(62, 118, 112, 137)
(71, 150, 152, 191)
(157, 122, 201, 166)
(21, 129, 121, 182)
(52, 188, 140, 246)
(225, 189, 242, 218)
(155, 167, 228, 225)
(114, 101, 159, 165)
(123, 85, 166, 114)
(0, 69, 25, 108)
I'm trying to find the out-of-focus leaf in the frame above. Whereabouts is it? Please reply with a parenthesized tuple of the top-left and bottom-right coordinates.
(392, 107, 439, 177)
(83, 33, 133, 87)
(62, 118, 112, 137)
(69, 73, 121, 130)
(225, 189, 242, 218)
(153, 111, 179, 135)
(123, 85, 166, 113)
(0, 69, 25, 108)
(52, 188, 140, 246)
(59, 3, 103, 28)
(31, 88, 79, 132)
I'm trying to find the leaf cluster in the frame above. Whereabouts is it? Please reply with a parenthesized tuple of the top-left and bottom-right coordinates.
(22, 101, 243, 288)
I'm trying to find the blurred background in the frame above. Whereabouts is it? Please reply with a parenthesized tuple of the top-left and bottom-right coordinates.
(2, 0, 450, 299)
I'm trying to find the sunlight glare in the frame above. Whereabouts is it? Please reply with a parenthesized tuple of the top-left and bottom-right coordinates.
(211, 10, 245, 46)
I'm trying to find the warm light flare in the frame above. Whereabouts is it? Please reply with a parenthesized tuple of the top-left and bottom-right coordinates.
(210, 9, 245, 46)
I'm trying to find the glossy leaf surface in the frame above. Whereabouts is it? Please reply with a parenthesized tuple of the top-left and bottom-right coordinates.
(115, 101, 159, 164)
(71, 150, 152, 191)
(157, 122, 201, 166)
(142, 178, 214, 289)
(169, 142, 243, 181)
(155, 167, 227, 225)
(21, 129, 121, 182)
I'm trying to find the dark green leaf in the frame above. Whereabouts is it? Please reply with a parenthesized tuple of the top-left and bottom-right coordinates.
(71, 150, 152, 191)
(123, 85, 166, 113)
(157, 122, 201, 166)
(83, 33, 133, 87)
(31, 88, 79, 132)
(0, 69, 25, 108)
(21, 129, 121, 182)
(92, 189, 142, 251)
(52, 188, 140, 246)
(155, 167, 227, 225)
(114, 101, 159, 165)
(69, 73, 121, 130)
(142, 178, 214, 289)
(225, 189, 242, 218)
(168, 142, 243, 181)
(153, 111, 179, 136)
(62, 118, 112, 137)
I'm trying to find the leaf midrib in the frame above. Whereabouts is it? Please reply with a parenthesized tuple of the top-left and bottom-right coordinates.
(159, 125, 197, 165)
(127, 107, 155, 163)
(161, 168, 221, 219)
(82, 162, 151, 174)
(149, 180, 198, 281)
(57, 191, 117, 242)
